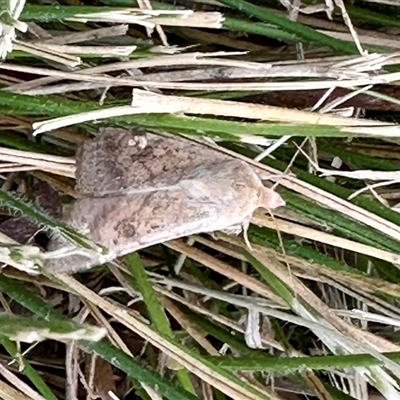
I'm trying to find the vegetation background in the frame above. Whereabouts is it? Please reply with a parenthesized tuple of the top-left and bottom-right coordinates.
(2, 0, 400, 399)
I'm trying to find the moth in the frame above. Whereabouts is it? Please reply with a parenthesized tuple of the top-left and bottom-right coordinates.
(46, 128, 285, 274)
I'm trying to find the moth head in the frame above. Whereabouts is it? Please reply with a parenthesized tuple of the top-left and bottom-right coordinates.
(258, 186, 285, 210)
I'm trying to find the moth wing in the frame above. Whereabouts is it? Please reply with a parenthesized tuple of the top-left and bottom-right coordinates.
(46, 187, 248, 274)
(76, 128, 229, 198)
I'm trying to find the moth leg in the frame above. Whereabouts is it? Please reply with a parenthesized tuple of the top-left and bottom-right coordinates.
(241, 218, 253, 251)
(219, 220, 254, 251)
(209, 231, 219, 241)
(209, 225, 241, 241)
(242, 227, 253, 251)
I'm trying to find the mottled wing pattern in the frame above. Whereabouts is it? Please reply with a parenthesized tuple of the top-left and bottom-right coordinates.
(46, 129, 284, 273)
(46, 163, 262, 273)
(76, 128, 230, 198)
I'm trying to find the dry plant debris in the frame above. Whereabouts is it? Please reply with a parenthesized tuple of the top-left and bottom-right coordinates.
(2, 0, 400, 400)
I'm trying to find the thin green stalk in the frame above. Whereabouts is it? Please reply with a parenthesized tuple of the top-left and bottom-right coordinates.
(279, 187, 400, 253)
(0, 314, 104, 341)
(347, 5, 400, 29)
(249, 225, 365, 275)
(0, 274, 275, 399)
(82, 339, 199, 400)
(0, 275, 198, 400)
(124, 253, 196, 394)
(215, 0, 358, 54)
(205, 351, 400, 372)
(244, 251, 294, 307)
(224, 17, 299, 43)
(0, 92, 375, 140)
(0, 338, 58, 400)
(21, 5, 123, 21)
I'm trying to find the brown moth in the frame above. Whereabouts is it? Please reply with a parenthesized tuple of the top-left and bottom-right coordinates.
(45, 128, 285, 274)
